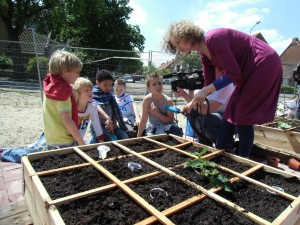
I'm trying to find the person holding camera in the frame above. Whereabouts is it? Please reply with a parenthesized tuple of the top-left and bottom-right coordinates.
(292, 63, 300, 119)
(174, 67, 234, 147)
(162, 20, 282, 157)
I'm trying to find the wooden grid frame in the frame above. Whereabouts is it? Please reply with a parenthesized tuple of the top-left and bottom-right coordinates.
(22, 134, 300, 225)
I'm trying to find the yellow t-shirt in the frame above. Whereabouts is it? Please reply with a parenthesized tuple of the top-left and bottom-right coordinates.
(43, 95, 74, 145)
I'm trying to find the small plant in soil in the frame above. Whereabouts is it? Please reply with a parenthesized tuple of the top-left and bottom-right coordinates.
(277, 121, 292, 130)
(185, 150, 233, 192)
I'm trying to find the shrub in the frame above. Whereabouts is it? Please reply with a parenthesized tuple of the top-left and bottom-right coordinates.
(280, 84, 295, 94)
(0, 55, 13, 70)
(26, 56, 49, 74)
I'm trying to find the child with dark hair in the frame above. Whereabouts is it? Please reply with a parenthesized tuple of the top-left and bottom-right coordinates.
(91, 70, 129, 142)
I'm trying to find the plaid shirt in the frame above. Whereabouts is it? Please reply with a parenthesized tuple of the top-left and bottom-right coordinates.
(92, 86, 128, 132)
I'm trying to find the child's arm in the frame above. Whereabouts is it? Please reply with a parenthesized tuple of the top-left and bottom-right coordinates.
(147, 97, 174, 124)
(97, 105, 113, 132)
(137, 97, 149, 137)
(61, 112, 85, 146)
(131, 101, 140, 125)
(91, 104, 105, 142)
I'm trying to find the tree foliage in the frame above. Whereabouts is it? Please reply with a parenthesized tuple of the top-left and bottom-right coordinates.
(178, 52, 202, 72)
(0, 0, 145, 51)
(0, 55, 13, 70)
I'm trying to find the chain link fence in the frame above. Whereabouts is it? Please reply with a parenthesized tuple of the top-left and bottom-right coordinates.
(0, 29, 176, 96)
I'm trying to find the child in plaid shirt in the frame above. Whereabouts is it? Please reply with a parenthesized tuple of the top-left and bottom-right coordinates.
(90, 70, 129, 142)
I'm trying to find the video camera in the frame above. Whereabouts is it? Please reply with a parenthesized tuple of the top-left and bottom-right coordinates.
(162, 70, 205, 91)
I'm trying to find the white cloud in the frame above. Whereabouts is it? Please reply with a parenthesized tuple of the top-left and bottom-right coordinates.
(269, 38, 292, 55)
(128, 1, 148, 25)
(192, 0, 265, 31)
(156, 28, 165, 35)
(254, 29, 283, 42)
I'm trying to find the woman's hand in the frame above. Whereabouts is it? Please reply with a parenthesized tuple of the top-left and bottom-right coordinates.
(181, 101, 194, 115)
(173, 87, 185, 98)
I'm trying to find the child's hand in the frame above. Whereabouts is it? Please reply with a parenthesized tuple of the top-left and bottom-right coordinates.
(135, 118, 140, 126)
(105, 118, 113, 132)
(147, 103, 159, 115)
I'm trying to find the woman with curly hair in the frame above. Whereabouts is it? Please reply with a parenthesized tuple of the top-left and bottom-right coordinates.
(162, 20, 282, 157)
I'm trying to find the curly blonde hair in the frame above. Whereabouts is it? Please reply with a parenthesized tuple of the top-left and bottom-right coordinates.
(162, 20, 204, 54)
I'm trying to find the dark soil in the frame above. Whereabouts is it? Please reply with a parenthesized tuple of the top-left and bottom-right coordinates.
(249, 169, 300, 196)
(30, 137, 297, 224)
(39, 165, 111, 199)
(155, 136, 181, 146)
(166, 197, 257, 225)
(31, 151, 86, 172)
(173, 166, 234, 190)
(177, 143, 212, 154)
(210, 155, 252, 173)
(142, 150, 191, 168)
(128, 172, 199, 211)
(218, 179, 292, 222)
(290, 127, 300, 132)
(100, 155, 158, 180)
(123, 140, 163, 152)
(57, 189, 152, 225)
(83, 144, 128, 160)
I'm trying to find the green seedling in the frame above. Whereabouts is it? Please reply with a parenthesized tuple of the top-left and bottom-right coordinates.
(185, 151, 233, 192)
(278, 122, 292, 130)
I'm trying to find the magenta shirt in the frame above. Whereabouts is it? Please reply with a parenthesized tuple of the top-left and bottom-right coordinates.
(201, 28, 282, 125)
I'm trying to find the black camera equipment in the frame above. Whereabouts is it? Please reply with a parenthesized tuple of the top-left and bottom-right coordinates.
(162, 70, 205, 91)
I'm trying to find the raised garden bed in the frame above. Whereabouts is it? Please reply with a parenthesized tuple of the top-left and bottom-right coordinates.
(254, 117, 300, 154)
(22, 134, 300, 225)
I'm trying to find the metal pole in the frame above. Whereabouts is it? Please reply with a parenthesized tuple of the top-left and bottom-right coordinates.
(250, 21, 261, 35)
(32, 29, 44, 102)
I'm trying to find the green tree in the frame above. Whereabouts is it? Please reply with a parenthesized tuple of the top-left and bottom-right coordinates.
(0, 55, 13, 70)
(26, 56, 48, 75)
(0, 0, 145, 51)
(178, 52, 202, 72)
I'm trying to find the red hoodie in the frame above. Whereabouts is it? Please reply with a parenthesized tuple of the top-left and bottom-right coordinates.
(43, 73, 78, 126)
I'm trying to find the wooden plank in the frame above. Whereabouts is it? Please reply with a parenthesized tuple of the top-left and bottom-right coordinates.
(32, 175, 52, 224)
(135, 194, 208, 225)
(254, 125, 300, 153)
(272, 198, 300, 225)
(113, 142, 271, 225)
(144, 136, 223, 159)
(47, 170, 165, 206)
(48, 205, 65, 225)
(73, 147, 175, 225)
(135, 166, 264, 225)
(26, 147, 75, 161)
(252, 143, 300, 164)
(217, 164, 297, 200)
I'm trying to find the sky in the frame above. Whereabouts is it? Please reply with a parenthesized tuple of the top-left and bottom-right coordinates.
(127, 0, 299, 56)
